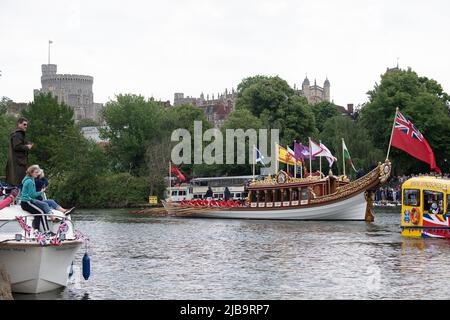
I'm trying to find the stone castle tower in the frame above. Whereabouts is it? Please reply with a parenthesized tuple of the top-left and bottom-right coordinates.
(298, 76, 330, 104)
(34, 64, 102, 122)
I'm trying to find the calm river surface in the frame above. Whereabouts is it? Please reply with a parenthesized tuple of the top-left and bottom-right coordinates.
(14, 208, 450, 300)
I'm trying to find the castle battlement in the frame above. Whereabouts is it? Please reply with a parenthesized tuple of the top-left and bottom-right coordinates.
(34, 63, 102, 122)
(41, 74, 94, 82)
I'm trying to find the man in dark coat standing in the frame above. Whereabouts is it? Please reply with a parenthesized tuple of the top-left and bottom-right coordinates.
(5, 117, 33, 186)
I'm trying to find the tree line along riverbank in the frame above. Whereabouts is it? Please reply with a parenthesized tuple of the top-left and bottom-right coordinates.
(1, 68, 449, 208)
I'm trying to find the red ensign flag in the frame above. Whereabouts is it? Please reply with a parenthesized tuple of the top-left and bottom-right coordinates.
(171, 164, 186, 182)
(391, 111, 440, 173)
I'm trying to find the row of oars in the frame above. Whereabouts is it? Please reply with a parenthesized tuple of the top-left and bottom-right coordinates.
(130, 203, 234, 216)
(129, 207, 168, 216)
(169, 205, 224, 216)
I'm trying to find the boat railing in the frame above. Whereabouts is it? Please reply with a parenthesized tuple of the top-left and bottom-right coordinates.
(310, 161, 391, 204)
(0, 213, 76, 241)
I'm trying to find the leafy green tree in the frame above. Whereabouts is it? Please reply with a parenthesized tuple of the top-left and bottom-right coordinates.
(76, 118, 99, 128)
(101, 95, 211, 192)
(100, 94, 168, 174)
(360, 68, 450, 173)
(222, 108, 263, 131)
(319, 116, 384, 176)
(165, 104, 209, 132)
(21, 93, 85, 172)
(0, 112, 15, 177)
(0, 96, 12, 115)
(193, 108, 264, 177)
(267, 95, 317, 146)
(236, 75, 295, 118)
(312, 101, 339, 132)
(236, 75, 317, 146)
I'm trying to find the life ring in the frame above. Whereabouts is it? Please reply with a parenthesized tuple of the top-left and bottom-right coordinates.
(410, 207, 420, 225)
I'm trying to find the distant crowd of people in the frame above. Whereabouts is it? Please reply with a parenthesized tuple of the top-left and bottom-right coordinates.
(375, 186, 401, 202)
(374, 173, 450, 203)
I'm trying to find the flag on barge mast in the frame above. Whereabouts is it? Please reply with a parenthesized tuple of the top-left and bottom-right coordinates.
(342, 138, 357, 175)
(386, 108, 440, 173)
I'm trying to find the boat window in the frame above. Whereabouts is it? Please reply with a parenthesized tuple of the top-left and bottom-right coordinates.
(301, 188, 309, 201)
(171, 190, 178, 196)
(283, 189, 290, 202)
(447, 194, 450, 214)
(179, 190, 186, 196)
(424, 190, 443, 214)
(403, 189, 420, 206)
(274, 189, 281, 202)
(266, 190, 273, 202)
(292, 189, 299, 201)
(251, 191, 257, 203)
(259, 191, 266, 202)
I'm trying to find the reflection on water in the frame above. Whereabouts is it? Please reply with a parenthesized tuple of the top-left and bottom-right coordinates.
(13, 209, 450, 300)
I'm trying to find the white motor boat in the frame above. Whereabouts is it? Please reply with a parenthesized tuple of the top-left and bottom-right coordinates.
(0, 204, 84, 294)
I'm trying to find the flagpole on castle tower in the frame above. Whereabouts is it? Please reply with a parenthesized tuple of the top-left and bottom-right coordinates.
(48, 40, 53, 65)
(386, 107, 399, 161)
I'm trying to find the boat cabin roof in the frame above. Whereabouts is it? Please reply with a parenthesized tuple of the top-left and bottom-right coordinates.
(403, 176, 450, 192)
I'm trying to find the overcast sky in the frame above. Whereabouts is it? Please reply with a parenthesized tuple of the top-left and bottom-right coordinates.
(1, 0, 449, 106)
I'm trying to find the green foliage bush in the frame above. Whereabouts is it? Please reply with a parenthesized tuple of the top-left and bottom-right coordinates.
(0, 114, 15, 177)
(49, 172, 148, 208)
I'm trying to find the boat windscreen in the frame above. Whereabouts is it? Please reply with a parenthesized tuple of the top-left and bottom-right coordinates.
(403, 189, 420, 207)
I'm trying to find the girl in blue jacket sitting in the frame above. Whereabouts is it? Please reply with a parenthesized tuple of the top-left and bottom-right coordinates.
(19, 165, 74, 219)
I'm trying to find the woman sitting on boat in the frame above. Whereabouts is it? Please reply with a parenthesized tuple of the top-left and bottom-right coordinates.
(34, 168, 49, 199)
(19, 165, 74, 232)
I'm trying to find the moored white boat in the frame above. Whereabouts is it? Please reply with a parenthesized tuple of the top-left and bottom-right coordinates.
(0, 204, 85, 294)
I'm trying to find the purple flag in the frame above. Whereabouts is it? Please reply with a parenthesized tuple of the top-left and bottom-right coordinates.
(294, 142, 311, 159)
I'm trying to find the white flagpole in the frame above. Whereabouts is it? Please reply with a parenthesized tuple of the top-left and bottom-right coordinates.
(286, 145, 290, 175)
(252, 144, 256, 180)
(319, 140, 322, 175)
(294, 160, 297, 178)
(275, 143, 279, 174)
(386, 107, 399, 161)
(168, 160, 172, 200)
(342, 138, 346, 177)
(300, 161, 303, 178)
(309, 137, 312, 178)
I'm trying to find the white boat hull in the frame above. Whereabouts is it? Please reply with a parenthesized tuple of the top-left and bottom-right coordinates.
(0, 204, 83, 294)
(0, 240, 82, 294)
(168, 191, 368, 220)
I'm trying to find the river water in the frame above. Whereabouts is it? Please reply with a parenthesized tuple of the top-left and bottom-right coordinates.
(13, 208, 450, 300)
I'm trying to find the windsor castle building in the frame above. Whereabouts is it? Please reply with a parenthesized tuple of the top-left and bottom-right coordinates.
(173, 76, 331, 127)
(33, 63, 103, 122)
(295, 76, 330, 104)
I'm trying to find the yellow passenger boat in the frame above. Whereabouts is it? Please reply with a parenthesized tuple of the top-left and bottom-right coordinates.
(401, 176, 450, 238)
